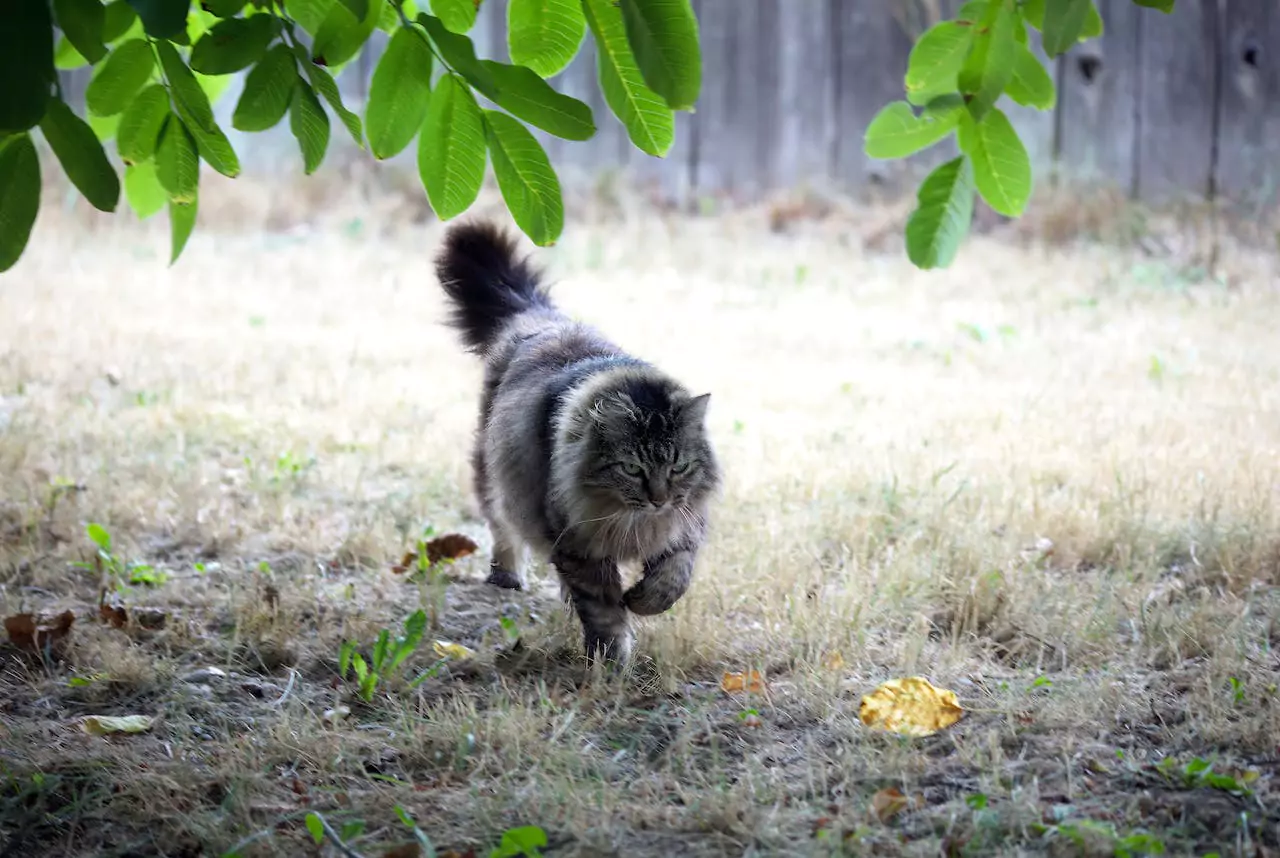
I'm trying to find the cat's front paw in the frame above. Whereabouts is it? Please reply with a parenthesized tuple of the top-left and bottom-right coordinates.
(623, 575, 684, 616)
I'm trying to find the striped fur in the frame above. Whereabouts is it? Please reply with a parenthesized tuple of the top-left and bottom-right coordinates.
(435, 222, 720, 664)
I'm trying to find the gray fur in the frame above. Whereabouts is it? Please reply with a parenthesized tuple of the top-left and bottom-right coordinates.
(435, 222, 720, 664)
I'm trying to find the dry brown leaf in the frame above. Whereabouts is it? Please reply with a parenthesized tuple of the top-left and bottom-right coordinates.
(392, 534, 478, 574)
(871, 787, 910, 823)
(5, 610, 75, 652)
(822, 650, 846, 670)
(720, 670, 765, 694)
(858, 676, 964, 737)
(425, 533, 478, 564)
(382, 844, 421, 858)
(81, 714, 155, 735)
(99, 603, 128, 628)
(432, 640, 476, 660)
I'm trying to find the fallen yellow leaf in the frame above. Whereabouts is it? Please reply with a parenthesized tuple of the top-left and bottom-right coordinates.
(82, 715, 155, 736)
(858, 676, 964, 737)
(871, 787, 910, 822)
(720, 670, 765, 694)
(432, 640, 475, 660)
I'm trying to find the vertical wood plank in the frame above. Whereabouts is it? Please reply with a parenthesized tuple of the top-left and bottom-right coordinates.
(831, 1, 916, 196)
(688, 0, 765, 201)
(1215, 0, 1280, 207)
(1134, 0, 1218, 203)
(1056, 0, 1141, 191)
(772, 0, 836, 191)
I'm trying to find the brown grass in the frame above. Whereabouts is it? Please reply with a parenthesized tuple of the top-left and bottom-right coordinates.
(2, 167, 1280, 858)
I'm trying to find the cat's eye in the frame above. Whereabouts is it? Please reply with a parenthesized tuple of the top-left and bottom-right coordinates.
(618, 462, 644, 477)
(671, 461, 692, 475)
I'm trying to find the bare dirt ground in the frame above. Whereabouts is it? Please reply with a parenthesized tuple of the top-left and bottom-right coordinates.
(2, 169, 1280, 857)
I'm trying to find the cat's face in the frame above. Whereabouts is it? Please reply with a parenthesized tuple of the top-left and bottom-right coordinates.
(582, 391, 718, 514)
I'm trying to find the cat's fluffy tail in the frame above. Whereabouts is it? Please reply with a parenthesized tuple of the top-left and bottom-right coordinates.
(435, 221, 555, 353)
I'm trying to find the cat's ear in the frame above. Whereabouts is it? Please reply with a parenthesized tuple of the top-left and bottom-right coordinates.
(680, 393, 711, 426)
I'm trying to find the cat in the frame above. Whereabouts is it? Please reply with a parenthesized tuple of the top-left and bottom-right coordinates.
(434, 221, 721, 664)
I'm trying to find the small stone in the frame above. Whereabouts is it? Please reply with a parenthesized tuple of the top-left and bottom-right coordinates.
(181, 666, 227, 684)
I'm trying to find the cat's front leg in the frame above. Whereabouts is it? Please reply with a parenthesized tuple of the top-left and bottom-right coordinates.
(551, 549, 632, 663)
(624, 545, 696, 616)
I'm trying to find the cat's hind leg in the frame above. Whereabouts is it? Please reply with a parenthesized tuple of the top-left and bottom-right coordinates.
(474, 442, 525, 590)
(486, 525, 525, 590)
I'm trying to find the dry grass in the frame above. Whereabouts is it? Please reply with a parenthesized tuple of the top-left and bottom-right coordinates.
(3, 166, 1280, 858)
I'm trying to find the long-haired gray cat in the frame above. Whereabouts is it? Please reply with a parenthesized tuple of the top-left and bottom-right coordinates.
(435, 222, 720, 664)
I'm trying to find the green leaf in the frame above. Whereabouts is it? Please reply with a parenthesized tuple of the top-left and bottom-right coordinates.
(203, 0, 248, 16)
(190, 14, 281, 74)
(233, 43, 297, 132)
(508, 0, 586, 78)
(431, 0, 477, 33)
(365, 25, 433, 159)
(418, 14, 498, 98)
(582, 0, 674, 156)
(88, 112, 121, 141)
(289, 77, 330, 174)
(39, 98, 121, 212)
(0, 135, 42, 273)
(957, 0, 1016, 122)
(300, 56, 363, 146)
(186, 119, 240, 177)
(103, 1, 139, 41)
(156, 40, 218, 132)
(904, 21, 974, 106)
(418, 73, 485, 220)
(312, 0, 379, 67)
(1042, 0, 1090, 57)
(156, 114, 199, 203)
(87, 522, 112, 551)
(169, 195, 198, 264)
(304, 812, 325, 846)
(484, 109, 563, 246)
(957, 107, 1031, 217)
(1005, 42, 1056, 110)
(125, 0, 188, 38)
(55, 0, 109, 64)
(863, 97, 963, 160)
(337, 0, 369, 21)
(56, 39, 91, 70)
(481, 60, 595, 141)
(1, 0, 56, 134)
(124, 159, 166, 218)
(1083, 3, 1104, 38)
(288, 0, 334, 33)
(116, 83, 169, 164)
(1132, 0, 1174, 11)
(905, 155, 974, 270)
(618, 0, 700, 111)
(85, 39, 155, 117)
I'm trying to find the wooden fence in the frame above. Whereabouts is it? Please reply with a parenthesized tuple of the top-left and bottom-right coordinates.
(60, 0, 1280, 209)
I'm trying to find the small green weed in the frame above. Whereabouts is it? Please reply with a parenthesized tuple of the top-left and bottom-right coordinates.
(338, 609, 430, 702)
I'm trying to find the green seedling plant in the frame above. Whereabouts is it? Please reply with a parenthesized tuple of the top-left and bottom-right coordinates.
(338, 608, 428, 702)
(1156, 756, 1254, 796)
(73, 522, 167, 601)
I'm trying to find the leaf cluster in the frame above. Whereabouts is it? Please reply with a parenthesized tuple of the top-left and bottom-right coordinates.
(1, 0, 702, 272)
(863, 0, 1174, 269)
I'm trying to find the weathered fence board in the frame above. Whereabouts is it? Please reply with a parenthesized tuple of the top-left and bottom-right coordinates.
(1215, 0, 1280, 208)
(1057, 0, 1142, 192)
(1134, 0, 1218, 203)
